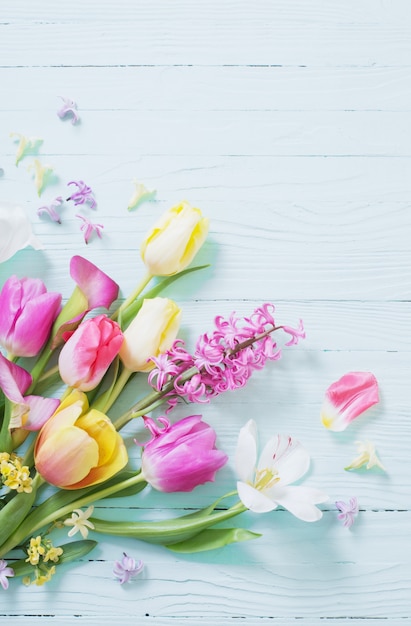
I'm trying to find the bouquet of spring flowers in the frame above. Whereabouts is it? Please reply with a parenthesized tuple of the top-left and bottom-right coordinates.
(0, 202, 327, 590)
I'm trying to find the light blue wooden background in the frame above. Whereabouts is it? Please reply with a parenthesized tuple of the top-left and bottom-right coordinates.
(1, 1, 410, 624)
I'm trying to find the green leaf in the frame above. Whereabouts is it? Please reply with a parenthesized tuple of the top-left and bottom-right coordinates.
(166, 528, 262, 553)
(8, 540, 97, 578)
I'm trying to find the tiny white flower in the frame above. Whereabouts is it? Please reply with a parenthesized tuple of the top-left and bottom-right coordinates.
(63, 505, 95, 539)
(127, 180, 156, 211)
(345, 440, 386, 471)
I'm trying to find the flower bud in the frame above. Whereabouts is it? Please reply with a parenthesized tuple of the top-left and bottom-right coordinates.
(140, 202, 209, 276)
(58, 314, 123, 391)
(139, 415, 228, 492)
(34, 391, 128, 490)
(0, 275, 61, 357)
(119, 297, 181, 372)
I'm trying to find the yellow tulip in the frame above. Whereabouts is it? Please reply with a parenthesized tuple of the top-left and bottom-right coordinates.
(119, 297, 182, 372)
(34, 390, 127, 490)
(140, 201, 209, 276)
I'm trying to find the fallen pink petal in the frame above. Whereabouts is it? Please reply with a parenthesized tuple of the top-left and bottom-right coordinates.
(321, 371, 379, 432)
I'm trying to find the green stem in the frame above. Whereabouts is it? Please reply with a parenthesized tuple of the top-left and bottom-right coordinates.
(94, 367, 133, 414)
(0, 472, 146, 558)
(90, 501, 247, 545)
(111, 272, 152, 321)
(113, 365, 199, 430)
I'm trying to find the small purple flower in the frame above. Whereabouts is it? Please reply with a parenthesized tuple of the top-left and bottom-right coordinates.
(113, 553, 144, 584)
(0, 559, 14, 590)
(57, 96, 80, 125)
(335, 497, 359, 528)
(76, 214, 104, 244)
(67, 180, 97, 209)
(37, 196, 64, 224)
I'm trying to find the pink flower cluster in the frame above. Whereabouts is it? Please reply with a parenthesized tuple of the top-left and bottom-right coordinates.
(148, 303, 305, 409)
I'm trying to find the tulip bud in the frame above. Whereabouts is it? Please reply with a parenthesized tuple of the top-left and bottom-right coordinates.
(0, 275, 61, 357)
(140, 202, 209, 276)
(119, 297, 182, 372)
(58, 314, 123, 391)
(34, 391, 128, 490)
(139, 415, 228, 492)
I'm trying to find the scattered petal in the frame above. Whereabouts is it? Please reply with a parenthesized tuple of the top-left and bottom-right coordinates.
(10, 133, 43, 166)
(345, 440, 386, 472)
(27, 159, 54, 196)
(0, 201, 43, 262)
(321, 371, 379, 432)
(113, 553, 144, 584)
(57, 96, 80, 125)
(63, 505, 95, 539)
(127, 180, 156, 211)
(37, 197, 64, 223)
(67, 180, 96, 209)
(335, 497, 359, 528)
(76, 214, 104, 244)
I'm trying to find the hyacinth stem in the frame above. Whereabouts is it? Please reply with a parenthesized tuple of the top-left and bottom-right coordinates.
(113, 365, 199, 430)
(111, 272, 152, 321)
(93, 366, 133, 414)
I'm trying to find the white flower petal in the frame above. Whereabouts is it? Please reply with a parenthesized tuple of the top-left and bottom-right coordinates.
(237, 481, 278, 513)
(235, 419, 258, 483)
(269, 485, 329, 522)
(258, 434, 310, 486)
(0, 201, 43, 263)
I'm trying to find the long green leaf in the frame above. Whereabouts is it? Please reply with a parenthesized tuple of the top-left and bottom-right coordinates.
(166, 528, 261, 553)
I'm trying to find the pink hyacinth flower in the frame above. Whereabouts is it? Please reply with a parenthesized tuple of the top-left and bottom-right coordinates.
(138, 414, 228, 492)
(321, 371, 379, 432)
(58, 314, 123, 392)
(0, 275, 62, 358)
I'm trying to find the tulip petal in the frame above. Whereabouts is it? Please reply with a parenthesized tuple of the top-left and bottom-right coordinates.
(237, 481, 278, 513)
(70, 255, 119, 310)
(21, 396, 60, 431)
(235, 419, 258, 484)
(0, 201, 43, 263)
(268, 485, 329, 522)
(321, 371, 379, 432)
(35, 426, 99, 487)
(76, 410, 118, 465)
(68, 432, 128, 490)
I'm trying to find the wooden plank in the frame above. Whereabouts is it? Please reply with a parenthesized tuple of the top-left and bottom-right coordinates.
(1, 0, 411, 67)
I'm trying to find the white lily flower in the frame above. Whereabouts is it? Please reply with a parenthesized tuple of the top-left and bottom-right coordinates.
(0, 201, 43, 263)
(235, 419, 328, 522)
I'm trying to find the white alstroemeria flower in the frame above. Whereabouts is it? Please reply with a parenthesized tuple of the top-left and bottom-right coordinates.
(127, 180, 156, 211)
(235, 420, 328, 522)
(63, 505, 95, 539)
(0, 201, 43, 263)
(344, 440, 386, 472)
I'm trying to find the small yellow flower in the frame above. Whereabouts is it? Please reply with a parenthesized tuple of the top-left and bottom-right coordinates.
(34, 566, 56, 586)
(26, 535, 46, 566)
(44, 545, 63, 563)
(345, 440, 386, 471)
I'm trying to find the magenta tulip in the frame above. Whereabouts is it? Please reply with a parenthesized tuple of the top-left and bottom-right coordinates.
(139, 414, 228, 492)
(0, 275, 61, 358)
(58, 314, 124, 392)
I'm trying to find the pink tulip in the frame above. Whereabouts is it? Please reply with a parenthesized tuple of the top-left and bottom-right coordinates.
(0, 275, 61, 357)
(321, 371, 379, 432)
(139, 414, 228, 492)
(58, 314, 124, 391)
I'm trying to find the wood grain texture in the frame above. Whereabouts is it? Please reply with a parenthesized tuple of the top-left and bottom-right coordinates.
(1, 0, 410, 623)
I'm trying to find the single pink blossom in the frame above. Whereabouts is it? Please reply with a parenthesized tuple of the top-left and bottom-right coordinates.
(0, 559, 14, 590)
(113, 553, 144, 584)
(67, 180, 96, 209)
(58, 314, 123, 391)
(0, 275, 61, 357)
(335, 497, 359, 528)
(57, 96, 80, 124)
(138, 414, 228, 493)
(321, 371, 379, 432)
(37, 196, 64, 223)
(76, 214, 104, 244)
